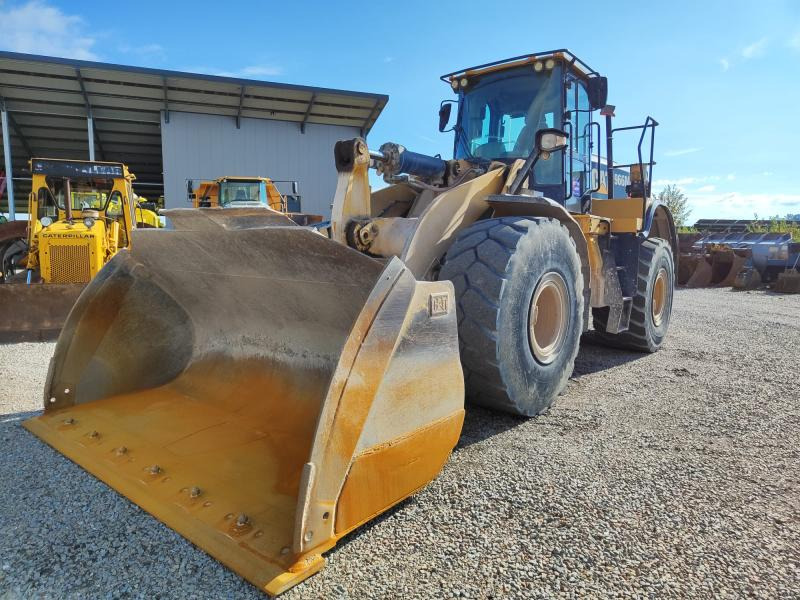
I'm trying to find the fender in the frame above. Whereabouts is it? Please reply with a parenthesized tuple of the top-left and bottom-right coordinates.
(642, 199, 679, 264)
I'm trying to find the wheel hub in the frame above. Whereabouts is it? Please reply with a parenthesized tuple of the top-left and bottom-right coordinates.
(652, 267, 668, 327)
(528, 272, 569, 365)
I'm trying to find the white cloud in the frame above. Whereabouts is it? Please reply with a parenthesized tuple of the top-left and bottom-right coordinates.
(653, 175, 721, 188)
(654, 177, 698, 187)
(688, 190, 800, 219)
(719, 58, 730, 71)
(788, 32, 800, 51)
(0, 1, 98, 60)
(119, 42, 164, 56)
(727, 173, 736, 181)
(697, 185, 716, 193)
(184, 64, 283, 79)
(742, 37, 768, 59)
(663, 147, 702, 157)
(239, 65, 282, 77)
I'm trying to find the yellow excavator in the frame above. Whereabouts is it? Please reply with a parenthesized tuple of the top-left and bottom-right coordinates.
(24, 50, 677, 595)
(0, 158, 161, 341)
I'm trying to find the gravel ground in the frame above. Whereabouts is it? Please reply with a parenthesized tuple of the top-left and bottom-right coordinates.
(1, 288, 798, 598)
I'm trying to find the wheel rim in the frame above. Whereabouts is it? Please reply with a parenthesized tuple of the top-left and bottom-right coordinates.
(528, 272, 569, 365)
(652, 267, 668, 327)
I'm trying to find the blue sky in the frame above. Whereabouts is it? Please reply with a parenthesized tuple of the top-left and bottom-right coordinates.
(1, 0, 799, 219)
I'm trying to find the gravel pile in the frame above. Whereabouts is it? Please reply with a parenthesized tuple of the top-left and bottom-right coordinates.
(1, 288, 798, 598)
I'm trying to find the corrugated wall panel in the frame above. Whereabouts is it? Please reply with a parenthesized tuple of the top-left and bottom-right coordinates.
(161, 111, 361, 216)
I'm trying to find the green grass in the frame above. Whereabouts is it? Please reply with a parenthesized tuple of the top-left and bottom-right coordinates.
(748, 217, 800, 241)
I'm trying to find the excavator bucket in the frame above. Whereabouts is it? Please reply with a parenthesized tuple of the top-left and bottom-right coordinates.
(23, 217, 464, 595)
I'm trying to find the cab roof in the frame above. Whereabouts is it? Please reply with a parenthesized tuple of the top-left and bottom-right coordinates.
(441, 49, 598, 84)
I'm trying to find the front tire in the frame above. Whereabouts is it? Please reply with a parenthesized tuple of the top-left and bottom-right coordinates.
(440, 217, 583, 417)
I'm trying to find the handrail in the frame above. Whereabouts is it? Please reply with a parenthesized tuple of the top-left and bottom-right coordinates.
(610, 117, 658, 223)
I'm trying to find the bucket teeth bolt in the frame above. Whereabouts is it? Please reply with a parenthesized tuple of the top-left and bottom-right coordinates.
(189, 486, 202, 498)
(149, 465, 162, 475)
(236, 514, 250, 527)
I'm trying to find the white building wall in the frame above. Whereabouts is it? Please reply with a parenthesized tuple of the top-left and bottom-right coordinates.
(161, 111, 361, 215)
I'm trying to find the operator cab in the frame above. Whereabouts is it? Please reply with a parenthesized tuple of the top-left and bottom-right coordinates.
(218, 178, 269, 208)
(441, 50, 616, 213)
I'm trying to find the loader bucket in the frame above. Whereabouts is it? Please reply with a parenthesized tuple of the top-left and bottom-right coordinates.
(774, 269, 800, 293)
(23, 222, 464, 595)
(713, 251, 748, 287)
(733, 265, 761, 290)
(684, 256, 713, 287)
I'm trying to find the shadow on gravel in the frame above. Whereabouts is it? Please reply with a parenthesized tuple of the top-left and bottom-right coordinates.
(573, 333, 648, 376)
(455, 337, 647, 450)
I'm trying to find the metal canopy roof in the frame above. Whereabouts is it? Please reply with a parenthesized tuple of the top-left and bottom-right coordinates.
(0, 51, 388, 203)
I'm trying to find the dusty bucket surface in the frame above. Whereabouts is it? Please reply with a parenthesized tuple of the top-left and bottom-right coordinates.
(0, 283, 86, 343)
(24, 221, 464, 595)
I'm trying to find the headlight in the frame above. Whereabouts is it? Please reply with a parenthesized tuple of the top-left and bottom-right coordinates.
(83, 217, 96, 229)
(533, 61, 544, 72)
(40, 216, 53, 227)
(545, 58, 556, 70)
(450, 79, 459, 91)
(459, 77, 468, 88)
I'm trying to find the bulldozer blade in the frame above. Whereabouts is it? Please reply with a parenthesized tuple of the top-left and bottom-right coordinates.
(0, 283, 85, 343)
(23, 223, 463, 595)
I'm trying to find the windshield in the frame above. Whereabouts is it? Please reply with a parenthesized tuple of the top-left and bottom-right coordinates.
(46, 177, 115, 211)
(219, 181, 264, 206)
(454, 65, 562, 162)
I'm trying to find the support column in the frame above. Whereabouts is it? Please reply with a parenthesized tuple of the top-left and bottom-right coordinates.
(87, 115, 95, 161)
(1, 106, 15, 220)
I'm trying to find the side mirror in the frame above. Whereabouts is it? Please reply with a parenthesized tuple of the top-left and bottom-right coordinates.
(438, 101, 454, 132)
(587, 76, 608, 110)
(535, 128, 569, 158)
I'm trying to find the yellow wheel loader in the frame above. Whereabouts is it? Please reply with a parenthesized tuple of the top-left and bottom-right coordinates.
(0, 158, 156, 341)
(186, 175, 322, 226)
(24, 50, 677, 595)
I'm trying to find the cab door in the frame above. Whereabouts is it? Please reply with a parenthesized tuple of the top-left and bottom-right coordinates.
(564, 77, 592, 213)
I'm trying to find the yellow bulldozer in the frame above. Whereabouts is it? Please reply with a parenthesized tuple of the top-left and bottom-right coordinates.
(0, 158, 161, 341)
(24, 50, 677, 595)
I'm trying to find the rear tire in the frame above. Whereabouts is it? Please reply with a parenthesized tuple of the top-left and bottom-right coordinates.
(593, 237, 674, 352)
(439, 217, 583, 417)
